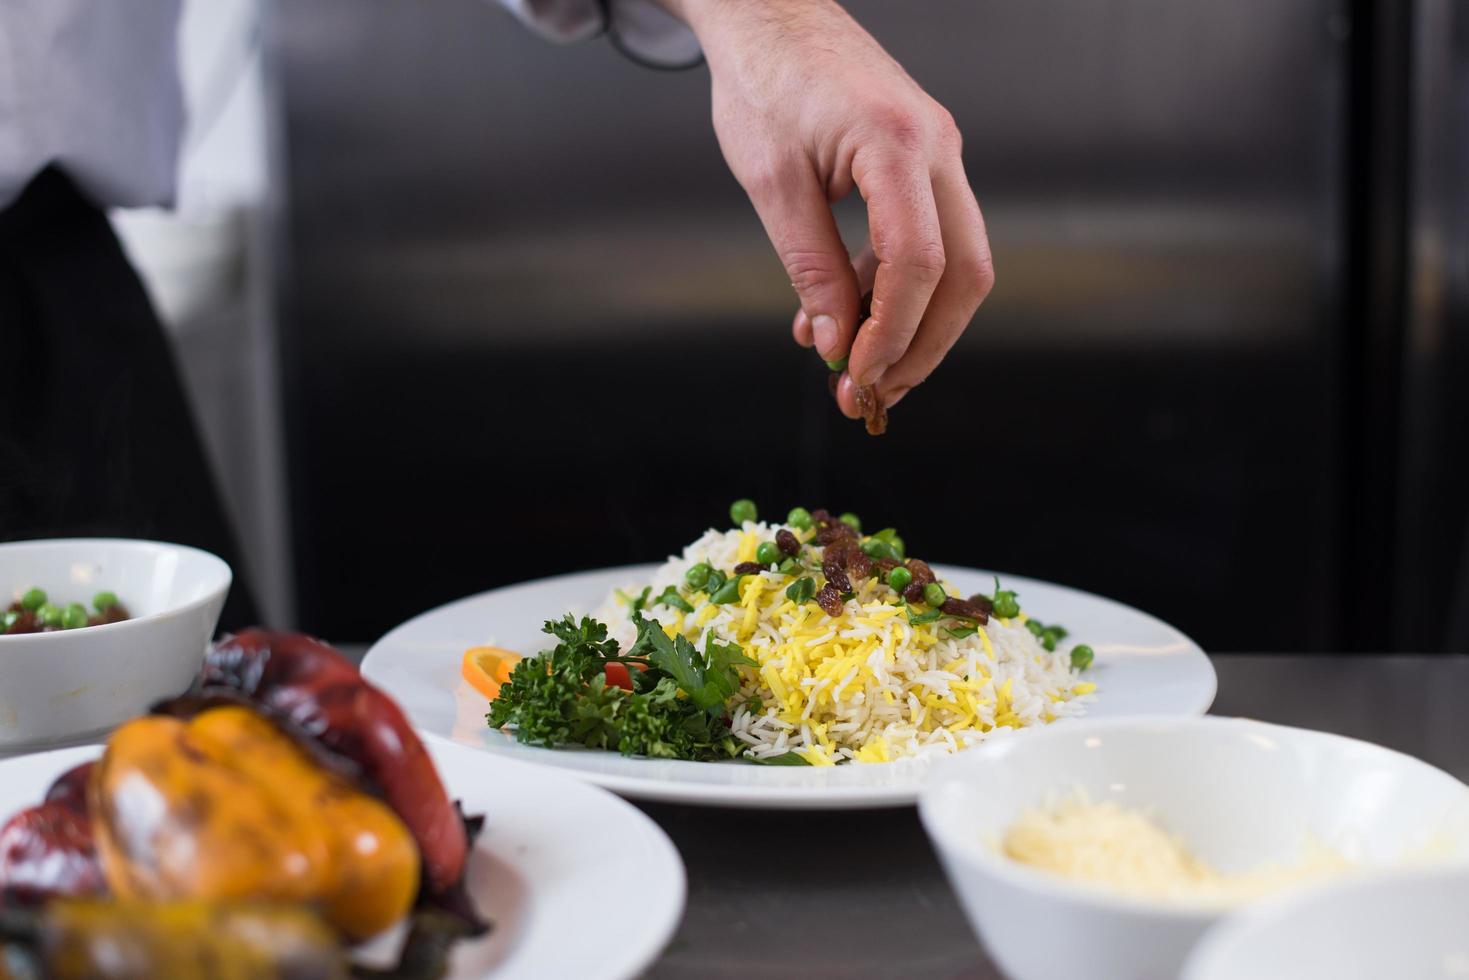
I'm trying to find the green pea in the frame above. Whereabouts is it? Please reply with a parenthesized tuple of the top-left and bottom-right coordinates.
(1041, 627, 1063, 652)
(990, 577, 1021, 619)
(755, 541, 782, 566)
(62, 603, 89, 629)
(1049, 625, 1069, 641)
(704, 569, 728, 595)
(871, 528, 907, 559)
(1025, 620, 1045, 637)
(38, 603, 62, 627)
(21, 588, 46, 611)
(887, 567, 913, 593)
(787, 507, 813, 531)
(923, 583, 947, 607)
(778, 557, 802, 576)
(1, 611, 19, 633)
(839, 512, 861, 532)
(861, 538, 897, 561)
(684, 563, 712, 590)
(1070, 645, 1095, 671)
(825, 357, 848, 373)
(93, 590, 119, 612)
(730, 499, 758, 525)
(709, 575, 744, 604)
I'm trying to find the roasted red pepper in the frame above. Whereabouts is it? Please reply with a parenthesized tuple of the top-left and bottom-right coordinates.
(197, 629, 469, 894)
(0, 765, 105, 903)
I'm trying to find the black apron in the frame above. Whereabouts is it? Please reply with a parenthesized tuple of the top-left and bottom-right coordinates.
(0, 167, 260, 630)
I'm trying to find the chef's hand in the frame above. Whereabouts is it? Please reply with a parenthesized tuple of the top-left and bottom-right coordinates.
(657, 0, 993, 417)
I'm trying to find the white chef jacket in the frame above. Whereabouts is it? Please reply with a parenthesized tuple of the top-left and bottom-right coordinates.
(0, 0, 699, 211)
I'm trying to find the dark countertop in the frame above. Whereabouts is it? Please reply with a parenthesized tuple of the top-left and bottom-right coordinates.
(639, 655, 1469, 979)
(332, 649, 1467, 978)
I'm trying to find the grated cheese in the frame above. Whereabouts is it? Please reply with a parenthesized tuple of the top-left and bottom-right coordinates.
(1002, 793, 1352, 905)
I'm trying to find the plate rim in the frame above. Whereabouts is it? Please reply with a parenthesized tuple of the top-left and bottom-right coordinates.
(365, 563, 1217, 809)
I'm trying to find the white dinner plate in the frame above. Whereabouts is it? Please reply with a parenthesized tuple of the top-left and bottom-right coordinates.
(363, 564, 1216, 809)
(0, 740, 685, 980)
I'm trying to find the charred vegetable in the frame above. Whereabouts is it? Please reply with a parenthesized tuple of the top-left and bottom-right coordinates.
(0, 630, 489, 979)
(0, 764, 104, 904)
(193, 630, 469, 896)
(0, 899, 345, 980)
(90, 707, 420, 940)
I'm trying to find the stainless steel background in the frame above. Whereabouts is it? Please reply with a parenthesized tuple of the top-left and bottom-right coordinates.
(268, 0, 1379, 649)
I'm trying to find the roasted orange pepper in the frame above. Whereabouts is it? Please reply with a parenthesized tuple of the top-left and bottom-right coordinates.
(89, 707, 419, 940)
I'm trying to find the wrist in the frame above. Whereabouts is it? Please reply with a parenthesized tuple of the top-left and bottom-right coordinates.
(651, 0, 732, 40)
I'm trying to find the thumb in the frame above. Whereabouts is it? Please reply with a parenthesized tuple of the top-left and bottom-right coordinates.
(745, 166, 862, 360)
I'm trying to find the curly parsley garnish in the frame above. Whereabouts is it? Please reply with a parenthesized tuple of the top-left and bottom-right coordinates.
(487, 613, 775, 762)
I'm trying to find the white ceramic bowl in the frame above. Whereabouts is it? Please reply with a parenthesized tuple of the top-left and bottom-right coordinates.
(918, 716, 1469, 980)
(0, 538, 231, 751)
(1183, 867, 1469, 980)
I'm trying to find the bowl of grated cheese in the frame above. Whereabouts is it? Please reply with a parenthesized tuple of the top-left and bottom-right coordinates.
(918, 716, 1469, 980)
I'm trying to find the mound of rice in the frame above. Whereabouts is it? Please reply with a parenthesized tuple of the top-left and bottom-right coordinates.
(596, 522, 1097, 765)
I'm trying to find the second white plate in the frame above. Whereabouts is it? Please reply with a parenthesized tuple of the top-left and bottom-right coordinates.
(362, 564, 1216, 809)
(0, 739, 685, 980)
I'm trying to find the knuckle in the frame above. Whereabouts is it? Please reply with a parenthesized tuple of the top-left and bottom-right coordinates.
(895, 239, 947, 283)
(740, 159, 791, 200)
(866, 103, 925, 152)
(931, 105, 963, 153)
(781, 247, 842, 292)
(972, 254, 996, 300)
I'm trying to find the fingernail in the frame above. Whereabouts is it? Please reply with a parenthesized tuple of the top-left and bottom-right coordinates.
(812, 315, 839, 358)
(860, 365, 886, 387)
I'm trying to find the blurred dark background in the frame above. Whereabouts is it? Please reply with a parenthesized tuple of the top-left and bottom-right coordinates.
(260, 0, 1467, 652)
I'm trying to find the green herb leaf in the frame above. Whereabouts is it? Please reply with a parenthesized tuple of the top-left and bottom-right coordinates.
(703, 569, 727, 596)
(615, 586, 653, 615)
(627, 614, 755, 714)
(708, 574, 744, 605)
(786, 576, 816, 604)
(654, 584, 694, 614)
(749, 751, 811, 766)
(908, 608, 942, 625)
(944, 625, 979, 639)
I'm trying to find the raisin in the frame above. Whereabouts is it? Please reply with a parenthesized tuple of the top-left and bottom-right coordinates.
(822, 537, 858, 566)
(854, 384, 888, 436)
(941, 597, 991, 625)
(816, 523, 858, 546)
(815, 583, 845, 617)
(822, 559, 852, 595)
(902, 582, 927, 604)
(810, 508, 832, 526)
(874, 557, 902, 575)
(904, 559, 936, 587)
(733, 561, 766, 575)
(965, 594, 996, 616)
(775, 528, 800, 557)
(847, 551, 875, 581)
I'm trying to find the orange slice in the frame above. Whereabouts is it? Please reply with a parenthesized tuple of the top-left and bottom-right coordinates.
(461, 646, 522, 702)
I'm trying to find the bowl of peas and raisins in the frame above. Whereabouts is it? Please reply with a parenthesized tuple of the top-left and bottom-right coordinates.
(2, 588, 130, 635)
